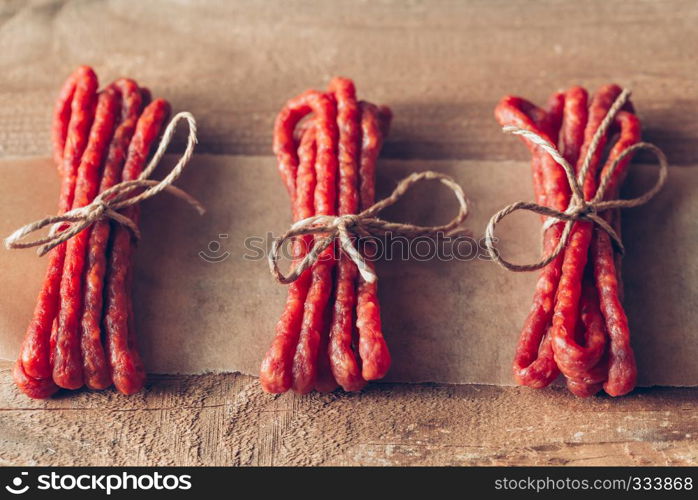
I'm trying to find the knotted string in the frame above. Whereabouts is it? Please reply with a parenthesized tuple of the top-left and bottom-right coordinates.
(5, 112, 205, 256)
(485, 89, 669, 272)
(269, 170, 469, 284)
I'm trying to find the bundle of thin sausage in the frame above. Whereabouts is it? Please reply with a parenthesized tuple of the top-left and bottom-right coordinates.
(14, 66, 170, 398)
(260, 77, 393, 393)
(495, 84, 639, 397)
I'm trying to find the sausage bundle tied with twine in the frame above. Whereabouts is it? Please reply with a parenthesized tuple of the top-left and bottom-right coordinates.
(269, 170, 470, 285)
(485, 89, 669, 272)
(4, 112, 205, 255)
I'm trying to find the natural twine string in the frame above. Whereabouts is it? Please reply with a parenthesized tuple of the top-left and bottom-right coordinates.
(485, 89, 669, 272)
(269, 170, 469, 284)
(4, 112, 205, 256)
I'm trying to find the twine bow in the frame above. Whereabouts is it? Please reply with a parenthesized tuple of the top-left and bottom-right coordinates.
(5, 112, 205, 256)
(269, 170, 469, 284)
(485, 89, 669, 272)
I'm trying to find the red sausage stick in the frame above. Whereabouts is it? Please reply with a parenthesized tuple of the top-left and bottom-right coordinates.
(272, 90, 336, 208)
(260, 124, 318, 393)
(315, 277, 339, 393)
(494, 94, 566, 387)
(550, 85, 623, 383)
(52, 70, 79, 170)
(103, 99, 170, 395)
(549, 87, 607, 382)
(327, 77, 365, 391)
(261, 91, 337, 393)
(291, 97, 339, 394)
(14, 66, 98, 398)
(81, 79, 144, 390)
(355, 102, 392, 381)
(592, 110, 640, 396)
(565, 271, 609, 397)
(53, 87, 120, 389)
(541, 87, 602, 391)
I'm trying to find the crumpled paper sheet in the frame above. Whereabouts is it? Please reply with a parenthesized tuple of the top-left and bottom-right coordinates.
(0, 155, 695, 387)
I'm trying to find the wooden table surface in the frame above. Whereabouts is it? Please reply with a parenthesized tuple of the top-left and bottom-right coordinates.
(1, 0, 697, 466)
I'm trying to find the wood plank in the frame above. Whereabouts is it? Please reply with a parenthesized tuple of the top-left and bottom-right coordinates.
(0, 0, 695, 163)
(1, 362, 696, 466)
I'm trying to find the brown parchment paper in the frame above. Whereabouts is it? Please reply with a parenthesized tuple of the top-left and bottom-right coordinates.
(0, 155, 695, 387)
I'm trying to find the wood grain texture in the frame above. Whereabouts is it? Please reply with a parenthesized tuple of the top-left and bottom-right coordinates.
(1, 362, 696, 466)
(0, 0, 696, 163)
(1, 0, 697, 466)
